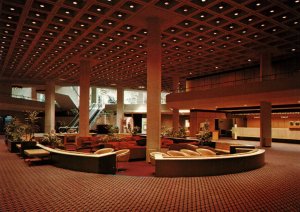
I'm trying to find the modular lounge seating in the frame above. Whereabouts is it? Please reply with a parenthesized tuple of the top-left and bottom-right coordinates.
(115, 149, 130, 171)
(166, 150, 189, 157)
(94, 148, 114, 155)
(180, 149, 202, 156)
(37, 143, 117, 174)
(149, 152, 169, 166)
(195, 148, 217, 156)
(154, 148, 265, 177)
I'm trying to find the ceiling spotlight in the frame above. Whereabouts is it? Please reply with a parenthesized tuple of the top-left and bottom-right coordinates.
(73, 1, 78, 5)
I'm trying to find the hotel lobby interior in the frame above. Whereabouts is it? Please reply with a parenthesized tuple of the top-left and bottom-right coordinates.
(0, 0, 300, 211)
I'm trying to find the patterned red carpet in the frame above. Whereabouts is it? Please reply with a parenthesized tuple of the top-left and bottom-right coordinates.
(0, 137, 299, 211)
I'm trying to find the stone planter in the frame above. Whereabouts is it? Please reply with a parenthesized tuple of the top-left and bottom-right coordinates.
(7, 139, 22, 153)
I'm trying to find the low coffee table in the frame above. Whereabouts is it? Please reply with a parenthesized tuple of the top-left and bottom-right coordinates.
(24, 149, 50, 166)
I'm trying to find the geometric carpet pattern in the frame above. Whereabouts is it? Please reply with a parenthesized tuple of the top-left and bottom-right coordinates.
(0, 137, 299, 212)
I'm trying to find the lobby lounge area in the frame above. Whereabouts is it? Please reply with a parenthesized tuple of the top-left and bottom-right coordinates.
(1, 0, 300, 211)
(1, 136, 299, 211)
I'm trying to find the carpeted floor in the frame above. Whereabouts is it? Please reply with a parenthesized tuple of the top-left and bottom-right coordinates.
(0, 137, 299, 211)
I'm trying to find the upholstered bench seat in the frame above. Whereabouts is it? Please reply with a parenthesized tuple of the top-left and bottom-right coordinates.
(24, 149, 50, 165)
(24, 149, 50, 157)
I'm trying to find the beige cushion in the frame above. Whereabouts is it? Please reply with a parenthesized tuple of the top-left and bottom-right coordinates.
(94, 148, 114, 154)
(180, 149, 201, 156)
(196, 148, 216, 156)
(149, 152, 169, 165)
(167, 150, 189, 157)
(115, 149, 130, 162)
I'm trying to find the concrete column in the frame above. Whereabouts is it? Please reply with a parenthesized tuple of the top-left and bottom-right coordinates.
(31, 87, 37, 101)
(45, 81, 55, 133)
(173, 109, 180, 131)
(0, 83, 11, 96)
(186, 80, 192, 92)
(260, 101, 272, 147)
(260, 52, 273, 81)
(117, 87, 124, 133)
(172, 77, 180, 131)
(146, 17, 161, 160)
(91, 87, 97, 104)
(189, 111, 198, 136)
(79, 60, 90, 137)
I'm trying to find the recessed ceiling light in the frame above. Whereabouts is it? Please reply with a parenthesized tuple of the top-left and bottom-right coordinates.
(270, 10, 274, 13)
(10, 8, 15, 11)
(73, 1, 78, 5)
(282, 16, 287, 19)
(256, 3, 261, 6)
(164, 2, 170, 6)
(129, 5, 135, 8)
(219, 6, 223, 9)
(234, 12, 239, 16)
(40, 4, 44, 7)
(183, 8, 188, 12)
(291, 48, 296, 51)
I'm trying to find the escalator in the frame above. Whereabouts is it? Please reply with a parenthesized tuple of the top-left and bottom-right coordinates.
(64, 103, 104, 131)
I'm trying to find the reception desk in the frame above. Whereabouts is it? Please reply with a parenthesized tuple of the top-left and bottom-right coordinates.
(232, 127, 300, 143)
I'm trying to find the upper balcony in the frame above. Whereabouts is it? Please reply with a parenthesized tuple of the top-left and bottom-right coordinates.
(166, 72, 300, 110)
(0, 94, 45, 111)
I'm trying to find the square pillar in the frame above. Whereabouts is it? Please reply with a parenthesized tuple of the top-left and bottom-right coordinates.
(260, 101, 272, 147)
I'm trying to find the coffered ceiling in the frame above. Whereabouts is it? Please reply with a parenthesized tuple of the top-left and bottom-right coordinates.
(0, 0, 299, 91)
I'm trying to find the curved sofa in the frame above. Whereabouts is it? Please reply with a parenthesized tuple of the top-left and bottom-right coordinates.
(154, 149, 265, 177)
(37, 144, 116, 174)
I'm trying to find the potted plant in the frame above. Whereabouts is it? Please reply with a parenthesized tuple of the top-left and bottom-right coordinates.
(4, 117, 26, 152)
(41, 130, 63, 149)
(24, 110, 40, 141)
(18, 111, 41, 158)
(196, 121, 215, 148)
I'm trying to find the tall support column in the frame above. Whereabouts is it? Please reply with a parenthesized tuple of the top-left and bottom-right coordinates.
(260, 101, 272, 147)
(31, 87, 37, 100)
(172, 77, 180, 131)
(79, 60, 90, 137)
(91, 87, 97, 104)
(260, 52, 273, 81)
(45, 81, 55, 133)
(146, 17, 161, 160)
(0, 83, 11, 96)
(117, 87, 124, 133)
